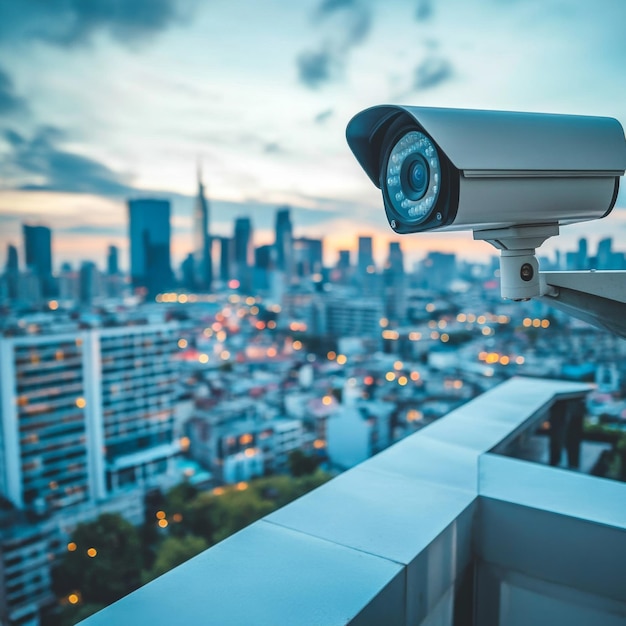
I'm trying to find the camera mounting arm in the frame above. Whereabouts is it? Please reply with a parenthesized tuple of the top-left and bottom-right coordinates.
(474, 225, 626, 338)
(539, 270, 626, 339)
(474, 224, 560, 300)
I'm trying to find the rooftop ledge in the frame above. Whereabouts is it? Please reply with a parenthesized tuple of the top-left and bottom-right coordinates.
(80, 377, 626, 626)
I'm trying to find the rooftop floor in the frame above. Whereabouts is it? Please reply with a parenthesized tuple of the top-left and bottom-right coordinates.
(80, 377, 626, 626)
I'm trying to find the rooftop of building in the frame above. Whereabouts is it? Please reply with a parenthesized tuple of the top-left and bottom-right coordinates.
(78, 377, 626, 626)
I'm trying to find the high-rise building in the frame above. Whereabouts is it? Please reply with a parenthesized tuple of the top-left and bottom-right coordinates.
(181, 253, 196, 291)
(325, 297, 383, 339)
(293, 238, 323, 278)
(337, 250, 351, 270)
(253, 245, 274, 292)
(234, 217, 253, 292)
(357, 236, 377, 293)
(0, 323, 179, 625)
(193, 168, 212, 291)
(386, 242, 404, 277)
(0, 323, 179, 513)
(219, 237, 233, 284)
(274, 207, 293, 274)
(422, 252, 456, 292)
(596, 237, 613, 270)
(4, 244, 18, 300)
(128, 199, 173, 297)
(79, 261, 99, 305)
(107, 245, 119, 276)
(333, 249, 351, 284)
(384, 241, 406, 323)
(5, 244, 18, 274)
(22, 224, 54, 297)
(357, 236, 374, 275)
(577, 238, 588, 270)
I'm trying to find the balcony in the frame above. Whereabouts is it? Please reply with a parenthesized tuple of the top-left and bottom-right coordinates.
(79, 377, 626, 626)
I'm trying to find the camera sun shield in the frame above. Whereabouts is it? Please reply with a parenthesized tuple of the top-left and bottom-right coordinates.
(346, 105, 626, 235)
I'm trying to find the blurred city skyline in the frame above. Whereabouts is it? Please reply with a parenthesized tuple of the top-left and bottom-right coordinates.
(1, 0, 626, 269)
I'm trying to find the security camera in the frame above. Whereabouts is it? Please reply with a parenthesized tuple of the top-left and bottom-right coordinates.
(346, 105, 626, 299)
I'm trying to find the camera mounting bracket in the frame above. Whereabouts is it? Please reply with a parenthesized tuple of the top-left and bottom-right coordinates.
(474, 224, 560, 300)
(474, 225, 626, 338)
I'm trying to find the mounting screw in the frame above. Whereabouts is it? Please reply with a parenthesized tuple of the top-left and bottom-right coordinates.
(390, 220, 397, 229)
(436, 212, 442, 221)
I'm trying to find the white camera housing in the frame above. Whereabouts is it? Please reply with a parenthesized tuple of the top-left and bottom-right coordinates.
(346, 106, 626, 299)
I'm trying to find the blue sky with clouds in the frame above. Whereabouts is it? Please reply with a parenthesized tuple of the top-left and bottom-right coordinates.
(1, 0, 625, 270)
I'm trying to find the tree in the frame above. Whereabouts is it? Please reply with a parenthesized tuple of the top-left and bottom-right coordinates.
(144, 535, 209, 583)
(288, 450, 322, 477)
(52, 513, 142, 606)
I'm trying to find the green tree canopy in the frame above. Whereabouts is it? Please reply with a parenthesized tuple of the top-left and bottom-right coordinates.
(144, 535, 209, 583)
(52, 513, 142, 606)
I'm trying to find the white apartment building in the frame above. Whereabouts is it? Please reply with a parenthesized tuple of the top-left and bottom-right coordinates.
(0, 323, 180, 514)
(0, 322, 180, 625)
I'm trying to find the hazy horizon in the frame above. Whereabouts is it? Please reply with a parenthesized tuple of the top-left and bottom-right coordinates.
(1, 0, 625, 271)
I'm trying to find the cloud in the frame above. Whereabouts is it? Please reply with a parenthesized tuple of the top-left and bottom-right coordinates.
(314, 109, 334, 124)
(2, 126, 134, 196)
(0, 66, 27, 116)
(263, 142, 284, 155)
(0, 0, 193, 48)
(415, 0, 433, 21)
(319, 0, 356, 11)
(297, 50, 336, 89)
(413, 55, 453, 91)
(297, 0, 372, 89)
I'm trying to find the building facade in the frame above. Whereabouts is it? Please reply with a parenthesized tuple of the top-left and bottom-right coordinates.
(128, 199, 173, 297)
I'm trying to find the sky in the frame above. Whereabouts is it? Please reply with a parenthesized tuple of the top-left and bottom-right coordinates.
(1, 0, 625, 272)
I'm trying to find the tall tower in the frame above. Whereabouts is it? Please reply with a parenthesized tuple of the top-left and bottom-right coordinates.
(194, 165, 212, 291)
(234, 217, 253, 292)
(5, 244, 18, 274)
(22, 224, 54, 296)
(577, 238, 588, 270)
(357, 236, 376, 293)
(274, 207, 293, 275)
(384, 241, 406, 323)
(4, 244, 18, 300)
(107, 245, 119, 275)
(357, 236, 374, 276)
(128, 199, 173, 297)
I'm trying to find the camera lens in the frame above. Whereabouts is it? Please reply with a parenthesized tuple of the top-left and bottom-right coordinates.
(410, 160, 427, 193)
(383, 130, 441, 224)
(404, 156, 429, 200)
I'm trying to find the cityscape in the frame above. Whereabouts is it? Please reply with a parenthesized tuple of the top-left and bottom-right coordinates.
(1, 0, 626, 624)
(1, 172, 626, 624)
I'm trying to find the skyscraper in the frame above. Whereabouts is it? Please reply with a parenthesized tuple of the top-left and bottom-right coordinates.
(357, 236, 376, 293)
(386, 241, 404, 277)
(423, 252, 456, 292)
(79, 261, 100, 305)
(107, 245, 119, 275)
(22, 224, 53, 296)
(219, 237, 233, 284)
(293, 238, 323, 278)
(4, 244, 18, 300)
(577, 238, 588, 270)
(596, 237, 613, 270)
(384, 241, 406, 323)
(194, 167, 212, 291)
(5, 244, 18, 274)
(234, 217, 253, 292)
(128, 199, 173, 296)
(334, 250, 352, 284)
(357, 236, 374, 276)
(274, 207, 293, 275)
